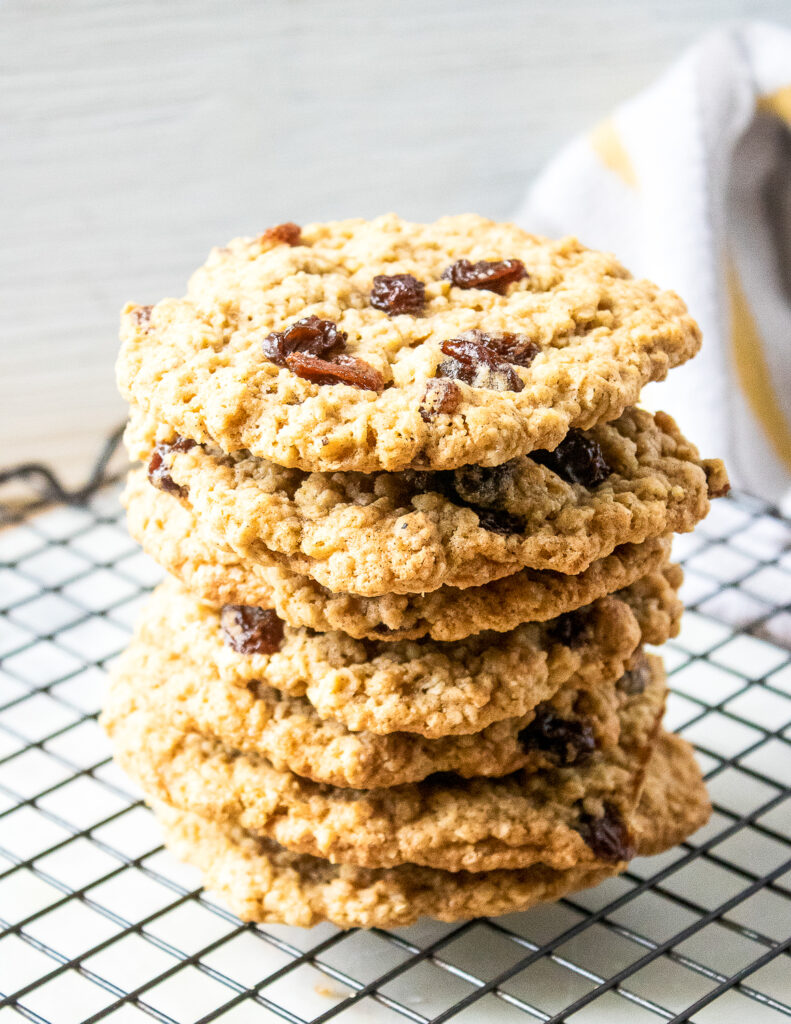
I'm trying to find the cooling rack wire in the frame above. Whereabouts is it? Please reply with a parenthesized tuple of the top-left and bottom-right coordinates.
(0, 443, 789, 1024)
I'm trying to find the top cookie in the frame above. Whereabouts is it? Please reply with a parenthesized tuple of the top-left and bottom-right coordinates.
(117, 214, 701, 473)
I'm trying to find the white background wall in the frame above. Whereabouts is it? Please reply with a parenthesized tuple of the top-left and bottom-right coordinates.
(3, 0, 791, 485)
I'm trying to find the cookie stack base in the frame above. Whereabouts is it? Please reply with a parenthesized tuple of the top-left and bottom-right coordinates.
(153, 732, 710, 930)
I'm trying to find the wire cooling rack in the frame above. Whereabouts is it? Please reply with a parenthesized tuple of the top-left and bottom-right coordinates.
(0, 458, 790, 1024)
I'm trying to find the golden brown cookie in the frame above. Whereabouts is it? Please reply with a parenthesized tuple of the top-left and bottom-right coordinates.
(102, 656, 666, 873)
(126, 405, 724, 591)
(114, 569, 680, 739)
(153, 731, 710, 928)
(124, 468, 673, 641)
(112, 599, 660, 787)
(117, 215, 702, 473)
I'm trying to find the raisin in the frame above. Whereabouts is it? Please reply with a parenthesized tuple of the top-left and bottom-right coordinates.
(221, 604, 285, 655)
(132, 305, 153, 326)
(263, 316, 347, 367)
(549, 611, 587, 647)
(263, 316, 384, 391)
(452, 462, 516, 509)
(442, 258, 527, 294)
(473, 507, 525, 535)
(436, 330, 539, 393)
(440, 354, 526, 391)
(168, 436, 196, 453)
(285, 352, 384, 392)
(518, 705, 596, 765)
(420, 379, 462, 422)
(370, 274, 426, 316)
(502, 337, 539, 367)
(147, 436, 196, 498)
(531, 429, 611, 488)
(437, 353, 523, 392)
(617, 652, 651, 695)
(404, 466, 525, 536)
(576, 805, 635, 862)
(258, 222, 302, 247)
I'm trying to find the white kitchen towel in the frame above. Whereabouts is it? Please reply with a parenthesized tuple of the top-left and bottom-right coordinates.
(515, 21, 791, 511)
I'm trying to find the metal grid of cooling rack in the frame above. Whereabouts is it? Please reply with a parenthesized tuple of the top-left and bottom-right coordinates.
(0, 477, 790, 1024)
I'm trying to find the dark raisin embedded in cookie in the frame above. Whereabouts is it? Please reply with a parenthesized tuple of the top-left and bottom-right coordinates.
(263, 316, 384, 391)
(436, 330, 539, 393)
(221, 604, 285, 655)
(258, 222, 303, 247)
(531, 429, 611, 488)
(488, 332, 540, 368)
(473, 506, 526, 535)
(285, 352, 385, 392)
(132, 305, 153, 326)
(147, 436, 196, 498)
(420, 379, 461, 422)
(442, 258, 527, 294)
(167, 436, 197, 453)
(405, 465, 526, 535)
(576, 805, 635, 862)
(617, 652, 651, 695)
(262, 316, 347, 367)
(518, 706, 596, 765)
(452, 462, 517, 510)
(370, 274, 426, 316)
(549, 611, 588, 648)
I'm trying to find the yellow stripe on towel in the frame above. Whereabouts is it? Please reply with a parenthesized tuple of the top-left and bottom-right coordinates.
(757, 85, 791, 126)
(727, 259, 791, 472)
(590, 119, 638, 188)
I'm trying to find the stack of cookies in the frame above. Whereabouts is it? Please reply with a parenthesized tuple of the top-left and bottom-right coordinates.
(104, 215, 729, 929)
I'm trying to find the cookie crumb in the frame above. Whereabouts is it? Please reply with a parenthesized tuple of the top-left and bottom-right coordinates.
(703, 459, 730, 498)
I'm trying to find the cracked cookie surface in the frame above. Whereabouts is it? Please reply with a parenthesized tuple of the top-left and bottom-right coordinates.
(126, 406, 725, 591)
(103, 656, 666, 873)
(153, 731, 710, 928)
(117, 214, 702, 474)
(115, 570, 680, 739)
(124, 469, 672, 640)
